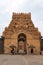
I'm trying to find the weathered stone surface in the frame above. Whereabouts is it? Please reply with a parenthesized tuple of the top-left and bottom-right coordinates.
(2, 13, 41, 54)
(0, 55, 43, 65)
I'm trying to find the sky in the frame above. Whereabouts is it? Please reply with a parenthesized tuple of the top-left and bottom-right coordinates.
(0, 0, 43, 36)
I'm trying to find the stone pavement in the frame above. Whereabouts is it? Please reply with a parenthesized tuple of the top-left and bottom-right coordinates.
(0, 55, 43, 65)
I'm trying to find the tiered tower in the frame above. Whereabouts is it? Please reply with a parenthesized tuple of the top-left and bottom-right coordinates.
(2, 13, 41, 54)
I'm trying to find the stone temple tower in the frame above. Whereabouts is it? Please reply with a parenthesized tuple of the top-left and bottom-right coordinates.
(2, 12, 41, 54)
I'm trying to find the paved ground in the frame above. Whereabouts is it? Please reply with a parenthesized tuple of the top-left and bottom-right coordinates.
(0, 55, 43, 65)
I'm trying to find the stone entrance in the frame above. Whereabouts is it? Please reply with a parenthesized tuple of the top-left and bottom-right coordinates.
(31, 48, 33, 54)
(18, 33, 27, 54)
(28, 45, 35, 54)
(2, 13, 41, 54)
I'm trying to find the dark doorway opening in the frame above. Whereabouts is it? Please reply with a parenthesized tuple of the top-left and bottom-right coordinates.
(18, 33, 27, 54)
(31, 48, 33, 54)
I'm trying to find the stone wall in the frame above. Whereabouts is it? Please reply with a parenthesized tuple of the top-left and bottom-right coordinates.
(2, 13, 41, 54)
(40, 38, 43, 51)
(0, 37, 4, 54)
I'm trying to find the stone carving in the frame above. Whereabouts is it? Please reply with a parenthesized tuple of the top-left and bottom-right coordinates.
(2, 13, 41, 39)
(2, 12, 41, 54)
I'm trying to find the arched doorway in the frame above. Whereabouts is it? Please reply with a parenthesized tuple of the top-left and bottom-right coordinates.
(18, 33, 27, 54)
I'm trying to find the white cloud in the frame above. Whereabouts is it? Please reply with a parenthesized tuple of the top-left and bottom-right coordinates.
(0, 0, 8, 6)
(0, 0, 27, 14)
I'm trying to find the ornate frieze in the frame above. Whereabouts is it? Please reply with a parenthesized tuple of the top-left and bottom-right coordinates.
(2, 13, 41, 39)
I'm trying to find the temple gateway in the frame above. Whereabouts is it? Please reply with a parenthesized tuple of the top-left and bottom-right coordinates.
(2, 13, 41, 54)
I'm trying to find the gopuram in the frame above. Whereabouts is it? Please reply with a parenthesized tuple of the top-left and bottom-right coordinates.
(2, 12, 41, 54)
